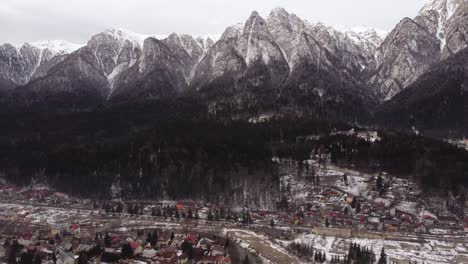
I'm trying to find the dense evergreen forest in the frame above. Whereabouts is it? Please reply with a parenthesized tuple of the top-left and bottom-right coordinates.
(0, 97, 466, 200)
(301, 132, 468, 192)
(0, 98, 341, 203)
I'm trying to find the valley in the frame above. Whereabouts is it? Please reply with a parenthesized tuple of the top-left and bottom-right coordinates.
(0, 0, 467, 263)
(1, 155, 467, 263)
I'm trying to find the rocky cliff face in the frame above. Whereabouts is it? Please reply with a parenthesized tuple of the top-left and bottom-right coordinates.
(368, 0, 468, 101)
(86, 28, 145, 92)
(368, 18, 440, 101)
(0, 8, 388, 114)
(0, 41, 82, 88)
(110, 37, 189, 102)
(2, 28, 213, 108)
(1, 1, 467, 128)
(161, 33, 205, 81)
(264, 8, 378, 121)
(443, 2, 468, 57)
(11, 47, 110, 111)
(375, 48, 468, 135)
(0, 43, 41, 87)
(266, 8, 381, 76)
(191, 11, 291, 116)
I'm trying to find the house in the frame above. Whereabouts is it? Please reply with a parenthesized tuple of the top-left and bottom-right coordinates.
(191, 247, 206, 260)
(54, 192, 69, 199)
(171, 236, 185, 248)
(185, 234, 197, 245)
(176, 201, 197, 211)
(56, 247, 75, 264)
(178, 252, 189, 264)
(415, 223, 428, 233)
(155, 250, 177, 264)
(383, 220, 399, 232)
(358, 219, 366, 230)
(422, 215, 435, 226)
(74, 244, 93, 254)
(157, 231, 172, 248)
(210, 245, 225, 256)
(356, 131, 380, 142)
(438, 216, 457, 226)
(69, 224, 80, 235)
(70, 237, 81, 253)
(111, 236, 122, 245)
(389, 208, 396, 217)
(121, 260, 151, 264)
(400, 214, 412, 223)
(104, 247, 121, 254)
(17, 233, 34, 246)
(216, 256, 232, 264)
(51, 226, 62, 236)
(197, 238, 214, 250)
(399, 221, 414, 233)
(202, 255, 217, 264)
(129, 241, 143, 255)
(141, 247, 157, 259)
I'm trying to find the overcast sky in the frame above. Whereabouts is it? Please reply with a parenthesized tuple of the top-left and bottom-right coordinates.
(1, 0, 429, 45)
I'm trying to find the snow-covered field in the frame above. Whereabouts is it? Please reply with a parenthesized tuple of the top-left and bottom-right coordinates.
(223, 228, 301, 264)
(287, 233, 468, 264)
(334, 173, 369, 196)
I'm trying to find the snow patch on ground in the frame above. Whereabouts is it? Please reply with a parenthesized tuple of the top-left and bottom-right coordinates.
(290, 233, 468, 263)
(335, 174, 368, 196)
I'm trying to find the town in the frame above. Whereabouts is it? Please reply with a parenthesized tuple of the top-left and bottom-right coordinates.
(1, 131, 468, 264)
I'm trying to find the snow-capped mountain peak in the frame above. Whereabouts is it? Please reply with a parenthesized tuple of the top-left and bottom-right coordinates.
(240, 10, 285, 66)
(416, 0, 466, 52)
(334, 25, 388, 40)
(421, 0, 464, 19)
(103, 27, 151, 47)
(220, 23, 244, 41)
(269, 7, 290, 20)
(31, 40, 84, 55)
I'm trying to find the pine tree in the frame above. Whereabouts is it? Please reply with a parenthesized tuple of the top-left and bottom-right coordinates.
(378, 247, 387, 264)
(208, 210, 214, 221)
(151, 231, 158, 247)
(146, 232, 152, 244)
(121, 243, 133, 258)
(104, 233, 111, 247)
(188, 208, 193, 219)
(77, 252, 88, 264)
(224, 238, 230, 248)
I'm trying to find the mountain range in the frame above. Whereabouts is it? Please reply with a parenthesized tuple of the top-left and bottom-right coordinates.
(0, 0, 467, 136)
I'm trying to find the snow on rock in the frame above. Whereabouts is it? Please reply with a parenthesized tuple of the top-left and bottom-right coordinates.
(31, 40, 84, 56)
(334, 25, 388, 48)
(104, 27, 152, 48)
(238, 11, 286, 66)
